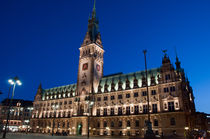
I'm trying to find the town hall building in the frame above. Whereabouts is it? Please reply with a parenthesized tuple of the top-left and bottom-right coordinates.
(31, 1, 200, 137)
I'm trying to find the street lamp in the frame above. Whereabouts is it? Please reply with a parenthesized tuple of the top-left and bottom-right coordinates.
(143, 50, 155, 139)
(2, 76, 22, 138)
(52, 104, 59, 136)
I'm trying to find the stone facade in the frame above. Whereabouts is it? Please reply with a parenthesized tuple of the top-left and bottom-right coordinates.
(0, 99, 33, 132)
(30, 2, 200, 137)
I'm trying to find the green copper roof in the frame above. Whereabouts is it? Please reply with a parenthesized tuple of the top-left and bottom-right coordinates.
(43, 83, 76, 95)
(96, 68, 160, 93)
(41, 68, 161, 99)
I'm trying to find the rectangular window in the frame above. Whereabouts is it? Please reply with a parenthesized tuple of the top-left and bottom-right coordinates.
(168, 102, 175, 112)
(59, 102, 62, 105)
(126, 107, 130, 115)
(126, 93, 130, 98)
(111, 108, 114, 115)
(142, 91, 147, 96)
(69, 101, 72, 104)
(151, 90, 156, 95)
(164, 87, 169, 93)
(104, 121, 107, 127)
(170, 86, 176, 92)
(127, 120, 130, 127)
(97, 97, 101, 101)
(170, 118, 176, 125)
(135, 120, 139, 127)
(134, 105, 139, 114)
(154, 119, 158, 126)
(118, 95, 123, 99)
(134, 92, 138, 97)
(143, 105, 148, 114)
(104, 108, 107, 116)
(111, 96, 115, 100)
(165, 74, 171, 80)
(111, 121, 114, 127)
(118, 107, 122, 115)
(118, 121, 122, 127)
(97, 109, 100, 116)
(152, 104, 158, 113)
(104, 96, 108, 101)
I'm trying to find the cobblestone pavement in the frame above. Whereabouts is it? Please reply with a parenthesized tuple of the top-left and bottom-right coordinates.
(0, 133, 210, 139)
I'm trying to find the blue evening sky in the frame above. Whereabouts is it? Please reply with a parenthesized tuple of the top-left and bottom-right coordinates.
(0, 0, 210, 113)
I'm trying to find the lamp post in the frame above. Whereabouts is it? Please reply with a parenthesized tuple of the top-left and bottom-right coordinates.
(2, 76, 22, 138)
(52, 104, 59, 136)
(143, 50, 155, 139)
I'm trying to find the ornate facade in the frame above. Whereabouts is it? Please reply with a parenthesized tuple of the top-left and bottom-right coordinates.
(0, 99, 33, 132)
(31, 2, 197, 137)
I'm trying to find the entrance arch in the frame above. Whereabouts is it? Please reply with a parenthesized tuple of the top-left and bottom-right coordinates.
(77, 123, 82, 135)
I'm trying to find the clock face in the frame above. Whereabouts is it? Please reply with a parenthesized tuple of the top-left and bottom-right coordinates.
(82, 63, 88, 70)
(96, 64, 100, 71)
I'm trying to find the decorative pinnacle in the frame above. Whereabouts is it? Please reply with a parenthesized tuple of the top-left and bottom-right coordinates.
(93, 0, 96, 11)
(92, 0, 96, 18)
(162, 49, 167, 56)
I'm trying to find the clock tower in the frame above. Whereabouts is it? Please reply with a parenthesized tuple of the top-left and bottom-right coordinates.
(77, 1, 104, 102)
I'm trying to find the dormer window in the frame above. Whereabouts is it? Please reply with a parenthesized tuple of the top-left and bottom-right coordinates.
(111, 81, 115, 92)
(118, 80, 123, 91)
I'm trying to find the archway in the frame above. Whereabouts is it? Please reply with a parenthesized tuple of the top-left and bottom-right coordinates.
(77, 123, 82, 135)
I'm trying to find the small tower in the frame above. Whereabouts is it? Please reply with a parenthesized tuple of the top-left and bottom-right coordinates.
(160, 50, 176, 83)
(34, 83, 42, 101)
(175, 48, 181, 70)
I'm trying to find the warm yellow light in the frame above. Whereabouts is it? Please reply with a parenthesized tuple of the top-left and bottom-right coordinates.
(185, 127, 189, 130)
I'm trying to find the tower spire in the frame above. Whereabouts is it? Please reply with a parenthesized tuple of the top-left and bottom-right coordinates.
(175, 47, 181, 70)
(92, 0, 96, 18)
